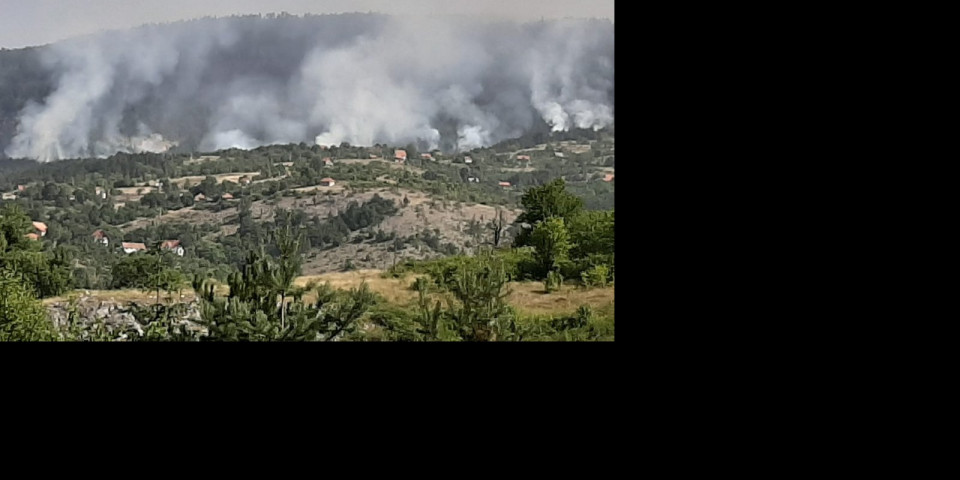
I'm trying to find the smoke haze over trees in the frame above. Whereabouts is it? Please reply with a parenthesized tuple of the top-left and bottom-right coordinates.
(0, 13, 614, 162)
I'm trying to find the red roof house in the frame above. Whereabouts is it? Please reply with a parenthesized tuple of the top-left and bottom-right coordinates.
(320, 178, 336, 187)
(122, 242, 147, 253)
(32, 221, 48, 236)
(498, 182, 512, 187)
(92, 229, 110, 245)
(161, 240, 185, 256)
(394, 150, 407, 162)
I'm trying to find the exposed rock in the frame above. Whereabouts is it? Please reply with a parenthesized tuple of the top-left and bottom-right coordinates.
(46, 295, 206, 340)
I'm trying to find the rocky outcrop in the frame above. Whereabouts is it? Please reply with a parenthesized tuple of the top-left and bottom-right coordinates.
(46, 295, 205, 341)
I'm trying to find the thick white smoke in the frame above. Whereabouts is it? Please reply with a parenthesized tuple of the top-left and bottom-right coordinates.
(4, 14, 613, 161)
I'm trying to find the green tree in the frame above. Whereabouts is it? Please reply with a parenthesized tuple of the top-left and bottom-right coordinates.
(0, 270, 58, 341)
(110, 254, 156, 289)
(269, 222, 303, 329)
(0, 204, 33, 250)
(567, 210, 614, 260)
(0, 205, 72, 298)
(514, 178, 583, 246)
(530, 217, 571, 277)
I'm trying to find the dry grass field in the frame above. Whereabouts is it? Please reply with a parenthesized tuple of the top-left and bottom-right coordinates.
(47, 270, 614, 318)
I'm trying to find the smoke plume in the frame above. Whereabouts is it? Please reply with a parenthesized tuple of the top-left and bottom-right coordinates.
(3, 13, 613, 161)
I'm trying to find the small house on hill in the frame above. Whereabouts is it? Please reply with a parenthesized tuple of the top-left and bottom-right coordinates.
(25, 233, 40, 241)
(239, 176, 252, 186)
(603, 174, 615, 182)
(17, 185, 26, 192)
(517, 155, 531, 161)
(161, 240, 185, 257)
(95, 187, 107, 199)
(194, 193, 206, 202)
(122, 242, 147, 254)
(32, 221, 47, 237)
(369, 154, 379, 159)
(464, 156, 473, 164)
(220, 193, 234, 201)
(498, 181, 512, 187)
(323, 157, 334, 166)
(554, 152, 565, 158)
(92, 229, 109, 246)
(394, 150, 407, 162)
(421, 153, 433, 160)
(320, 178, 336, 187)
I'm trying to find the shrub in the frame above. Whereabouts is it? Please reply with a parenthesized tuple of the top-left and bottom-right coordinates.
(544, 270, 563, 292)
(580, 264, 610, 288)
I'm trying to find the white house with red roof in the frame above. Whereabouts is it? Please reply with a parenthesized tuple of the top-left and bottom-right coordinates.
(92, 229, 109, 246)
(32, 221, 47, 237)
(122, 242, 147, 254)
(161, 240, 185, 257)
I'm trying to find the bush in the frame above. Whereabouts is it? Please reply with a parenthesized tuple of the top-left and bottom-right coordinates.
(544, 270, 563, 292)
(0, 270, 58, 341)
(580, 264, 610, 288)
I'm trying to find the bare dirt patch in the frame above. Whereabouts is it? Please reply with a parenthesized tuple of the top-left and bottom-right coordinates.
(183, 155, 221, 165)
(120, 205, 236, 232)
(168, 171, 261, 188)
(337, 158, 425, 174)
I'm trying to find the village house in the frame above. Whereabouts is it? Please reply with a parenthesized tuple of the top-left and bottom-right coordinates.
(161, 240, 185, 257)
(92, 229, 109, 246)
(467, 177, 480, 183)
(499, 181, 512, 188)
(394, 149, 407, 162)
(603, 174, 615, 182)
(95, 187, 107, 199)
(323, 157, 334, 166)
(320, 177, 336, 187)
(517, 155, 531, 161)
(464, 156, 473, 164)
(369, 154, 379, 159)
(554, 152, 565, 158)
(421, 153, 433, 160)
(17, 185, 26, 192)
(220, 193, 234, 201)
(32, 221, 47, 237)
(122, 242, 147, 254)
(25, 233, 40, 241)
(194, 193, 206, 202)
(239, 176, 252, 186)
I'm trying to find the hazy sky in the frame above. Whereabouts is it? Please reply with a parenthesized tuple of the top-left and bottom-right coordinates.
(0, 0, 614, 48)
